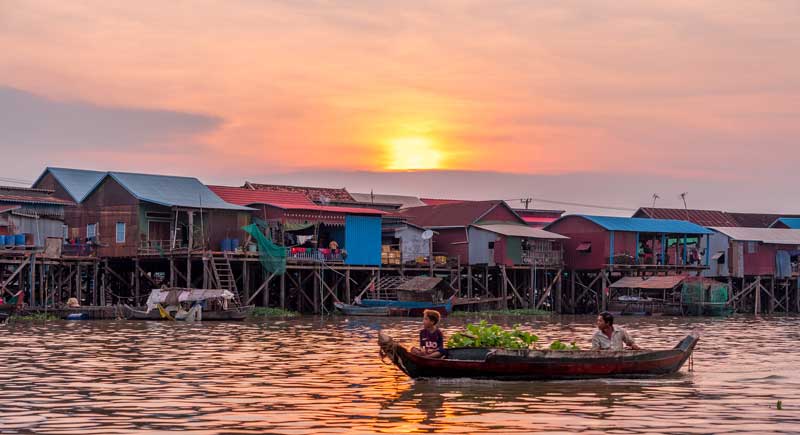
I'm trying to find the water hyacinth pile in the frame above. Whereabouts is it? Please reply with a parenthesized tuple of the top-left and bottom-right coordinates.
(549, 340, 581, 351)
(446, 321, 538, 350)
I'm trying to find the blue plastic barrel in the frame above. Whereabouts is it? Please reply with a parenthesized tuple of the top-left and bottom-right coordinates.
(5, 235, 15, 246)
(231, 238, 240, 251)
(221, 238, 231, 252)
(0, 235, 5, 245)
(15, 234, 25, 245)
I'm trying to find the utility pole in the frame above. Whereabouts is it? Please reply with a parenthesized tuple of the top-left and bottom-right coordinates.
(680, 192, 689, 221)
(520, 197, 533, 209)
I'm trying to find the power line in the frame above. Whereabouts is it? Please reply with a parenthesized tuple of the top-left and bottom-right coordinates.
(0, 177, 33, 186)
(503, 197, 636, 212)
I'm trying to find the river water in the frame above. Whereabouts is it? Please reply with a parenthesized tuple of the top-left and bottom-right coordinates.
(1, 314, 799, 434)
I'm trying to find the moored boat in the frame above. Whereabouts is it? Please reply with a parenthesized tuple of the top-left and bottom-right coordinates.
(378, 332, 699, 380)
(359, 297, 454, 317)
(334, 302, 390, 316)
(122, 287, 250, 321)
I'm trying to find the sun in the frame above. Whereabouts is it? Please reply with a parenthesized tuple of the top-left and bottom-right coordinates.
(385, 136, 444, 170)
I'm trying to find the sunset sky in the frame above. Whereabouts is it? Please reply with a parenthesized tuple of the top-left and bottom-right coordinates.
(1, 1, 799, 214)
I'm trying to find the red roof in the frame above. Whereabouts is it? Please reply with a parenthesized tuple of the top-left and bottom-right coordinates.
(420, 198, 467, 206)
(398, 200, 521, 227)
(729, 212, 800, 228)
(244, 182, 354, 202)
(209, 186, 383, 215)
(209, 185, 314, 207)
(0, 186, 74, 206)
(634, 207, 800, 228)
(634, 207, 739, 227)
(521, 216, 557, 224)
(0, 205, 22, 214)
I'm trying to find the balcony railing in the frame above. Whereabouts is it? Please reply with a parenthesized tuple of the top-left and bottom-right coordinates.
(139, 240, 186, 255)
(287, 247, 344, 263)
(522, 250, 563, 267)
(61, 242, 97, 257)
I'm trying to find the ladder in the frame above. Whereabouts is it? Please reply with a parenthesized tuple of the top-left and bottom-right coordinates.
(211, 252, 242, 306)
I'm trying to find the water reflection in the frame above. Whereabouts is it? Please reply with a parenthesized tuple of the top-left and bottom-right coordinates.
(1, 315, 799, 434)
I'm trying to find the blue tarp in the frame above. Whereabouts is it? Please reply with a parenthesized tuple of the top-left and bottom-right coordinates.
(573, 215, 713, 235)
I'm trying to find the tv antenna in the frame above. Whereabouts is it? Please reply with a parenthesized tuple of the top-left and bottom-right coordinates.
(679, 192, 689, 220)
(651, 193, 660, 208)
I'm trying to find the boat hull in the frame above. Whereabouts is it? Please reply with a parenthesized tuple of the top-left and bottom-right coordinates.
(123, 305, 251, 321)
(378, 332, 698, 380)
(360, 298, 453, 316)
(334, 302, 390, 316)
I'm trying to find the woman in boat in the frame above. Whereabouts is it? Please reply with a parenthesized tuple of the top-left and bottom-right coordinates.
(592, 311, 641, 351)
(411, 309, 447, 359)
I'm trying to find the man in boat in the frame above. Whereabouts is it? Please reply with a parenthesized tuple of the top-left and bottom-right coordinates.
(411, 309, 447, 358)
(592, 311, 641, 351)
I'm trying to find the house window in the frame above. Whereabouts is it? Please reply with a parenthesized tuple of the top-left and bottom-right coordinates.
(87, 223, 97, 239)
(116, 222, 126, 243)
(747, 241, 758, 254)
(62, 225, 68, 240)
(577, 242, 592, 253)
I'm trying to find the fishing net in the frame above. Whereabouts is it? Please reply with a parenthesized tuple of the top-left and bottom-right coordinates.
(709, 285, 728, 304)
(681, 280, 705, 315)
(242, 223, 286, 275)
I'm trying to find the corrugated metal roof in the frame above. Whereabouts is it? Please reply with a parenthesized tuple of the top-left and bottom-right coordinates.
(472, 224, 568, 239)
(209, 185, 314, 206)
(398, 200, 523, 227)
(266, 203, 385, 215)
(35, 167, 106, 202)
(521, 216, 558, 224)
(566, 215, 712, 234)
(0, 186, 74, 206)
(105, 173, 251, 210)
(245, 182, 354, 202)
(209, 186, 383, 214)
(774, 218, 800, 229)
(710, 227, 800, 245)
(420, 198, 467, 206)
(729, 212, 800, 228)
(634, 207, 739, 227)
(0, 205, 22, 214)
(350, 192, 426, 209)
(610, 275, 687, 289)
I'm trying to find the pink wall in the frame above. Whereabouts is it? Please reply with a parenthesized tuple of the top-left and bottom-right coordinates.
(546, 216, 609, 270)
(477, 204, 524, 224)
(433, 228, 469, 262)
(743, 243, 777, 276)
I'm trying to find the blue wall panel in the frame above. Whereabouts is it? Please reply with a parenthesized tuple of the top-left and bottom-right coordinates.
(345, 215, 382, 265)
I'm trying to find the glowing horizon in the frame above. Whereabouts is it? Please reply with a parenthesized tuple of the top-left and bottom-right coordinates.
(1, 0, 798, 197)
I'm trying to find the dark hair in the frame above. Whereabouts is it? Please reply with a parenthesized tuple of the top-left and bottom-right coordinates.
(599, 311, 614, 326)
(423, 309, 440, 325)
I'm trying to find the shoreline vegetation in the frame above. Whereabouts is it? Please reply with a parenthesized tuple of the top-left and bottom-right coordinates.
(249, 307, 300, 318)
(6, 313, 60, 323)
(451, 309, 552, 318)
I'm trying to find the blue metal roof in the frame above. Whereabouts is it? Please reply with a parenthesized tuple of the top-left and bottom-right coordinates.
(576, 215, 712, 234)
(775, 218, 800, 229)
(107, 172, 252, 210)
(35, 167, 106, 202)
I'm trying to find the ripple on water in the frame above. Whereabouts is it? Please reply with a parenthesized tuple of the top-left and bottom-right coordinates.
(2, 316, 800, 434)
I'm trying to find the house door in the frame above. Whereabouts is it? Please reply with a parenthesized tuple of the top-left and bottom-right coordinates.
(148, 220, 171, 244)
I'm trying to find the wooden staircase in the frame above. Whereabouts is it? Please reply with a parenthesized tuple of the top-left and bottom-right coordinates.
(211, 253, 242, 306)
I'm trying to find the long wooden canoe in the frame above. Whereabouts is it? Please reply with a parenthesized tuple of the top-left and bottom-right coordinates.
(378, 332, 698, 380)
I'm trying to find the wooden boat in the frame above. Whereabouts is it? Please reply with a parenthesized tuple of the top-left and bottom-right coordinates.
(378, 332, 699, 380)
(122, 304, 252, 321)
(334, 302, 390, 316)
(359, 297, 454, 317)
